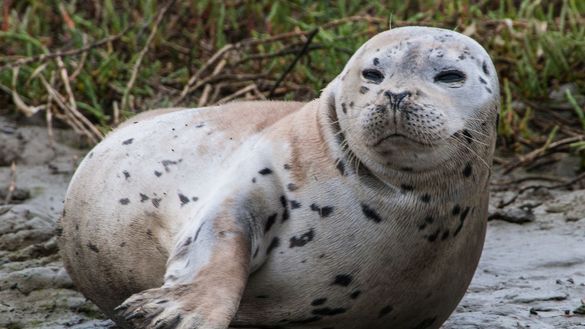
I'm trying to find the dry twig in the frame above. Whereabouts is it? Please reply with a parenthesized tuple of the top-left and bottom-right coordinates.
(268, 28, 318, 98)
(497, 172, 585, 208)
(0, 27, 131, 71)
(69, 33, 89, 81)
(216, 84, 256, 104)
(11, 67, 45, 117)
(504, 135, 585, 174)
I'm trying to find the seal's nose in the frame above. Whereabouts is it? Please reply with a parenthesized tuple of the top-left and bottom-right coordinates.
(384, 91, 411, 109)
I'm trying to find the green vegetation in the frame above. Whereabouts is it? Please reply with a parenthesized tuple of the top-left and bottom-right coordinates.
(0, 0, 583, 159)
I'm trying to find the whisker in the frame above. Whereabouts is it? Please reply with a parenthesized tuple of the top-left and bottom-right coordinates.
(450, 136, 490, 170)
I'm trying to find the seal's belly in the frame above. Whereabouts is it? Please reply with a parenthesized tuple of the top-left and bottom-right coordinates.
(234, 181, 487, 329)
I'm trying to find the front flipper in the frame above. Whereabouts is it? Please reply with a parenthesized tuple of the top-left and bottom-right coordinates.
(116, 204, 253, 329)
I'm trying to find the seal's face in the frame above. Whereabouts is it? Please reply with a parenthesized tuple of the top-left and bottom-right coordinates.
(331, 27, 499, 172)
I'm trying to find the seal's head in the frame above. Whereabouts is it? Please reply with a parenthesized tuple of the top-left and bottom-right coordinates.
(326, 26, 499, 174)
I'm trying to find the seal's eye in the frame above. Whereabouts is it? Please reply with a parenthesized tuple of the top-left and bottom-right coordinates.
(434, 70, 466, 84)
(362, 69, 384, 83)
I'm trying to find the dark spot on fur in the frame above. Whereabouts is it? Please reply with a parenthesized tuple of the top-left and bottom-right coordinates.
(195, 122, 205, 128)
(463, 162, 473, 177)
(460, 206, 470, 221)
(154, 171, 162, 177)
(266, 237, 280, 254)
(349, 101, 354, 108)
(425, 216, 434, 224)
(359, 86, 369, 94)
(282, 207, 289, 222)
(379, 305, 393, 318)
(482, 61, 489, 75)
(290, 316, 322, 324)
(193, 224, 204, 243)
(336, 160, 346, 176)
(441, 230, 450, 240)
(259, 168, 272, 175)
(400, 166, 414, 172)
(400, 184, 414, 192)
(311, 298, 327, 306)
(350, 291, 361, 299)
(310, 204, 333, 218)
(312, 307, 346, 316)
(119, 198, 130, 205)
(290, 200, 301, 209)
(332, 274, 352, 287)
(361, 203, 382, 223)
(252, 177, 257, 183)
(413, 316, 437, 329)
(123, 171, 130, 179)
(462, 129, 473, 144)
(454, 207, 471, 236)
(253, 246, 259, 258)
(122, 138, 133, 145)
(280, 195, 287, 207)
(334, 130, 346, 148)
(290, 228, 314, 248)
(287, 183, 298, 191)
(178, 193, 190, 206)
(162, 159, 180, 172)
(373, 57, 380, 65)
(87, 242, 99, 253)
(139, 193, 149, 202)
(284, 164, 291, 170)
(152, 198, 161, 208)
(255, 295, 269, 299)
(192, 196, 198, 202)
(119, 242, 126, 247)
(264, 213, 278, 233)
(485, 87, 492, 94)
(146, 229, 153, 238)
(341, 103, 347, 114)
(182, 237, 192, 247)
(479, 76, 487, 84)
(427, 228, 440, 242)
(420, 194, 431, 203)
(452, 205, 461, 215)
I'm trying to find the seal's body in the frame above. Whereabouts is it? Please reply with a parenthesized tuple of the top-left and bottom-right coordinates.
(59, 26, 500, 329)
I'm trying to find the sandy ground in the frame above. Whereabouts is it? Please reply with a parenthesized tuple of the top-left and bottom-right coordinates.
(1, 119, 584, 329)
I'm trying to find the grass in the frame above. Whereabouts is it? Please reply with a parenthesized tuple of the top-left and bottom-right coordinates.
(0, 0, 584, 160)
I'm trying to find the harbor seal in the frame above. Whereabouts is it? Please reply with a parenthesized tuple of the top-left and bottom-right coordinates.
(58, 26, 500, 329)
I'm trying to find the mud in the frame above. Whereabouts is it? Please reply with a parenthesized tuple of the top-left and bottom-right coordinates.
(0, 119, 584, 329)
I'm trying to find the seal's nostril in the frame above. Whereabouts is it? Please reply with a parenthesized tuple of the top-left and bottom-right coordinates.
(385, 91, 411, 108)
(395, 91, 411, 104)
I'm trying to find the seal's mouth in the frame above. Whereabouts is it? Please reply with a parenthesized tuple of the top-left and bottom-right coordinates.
(371, 133, 435, 147)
